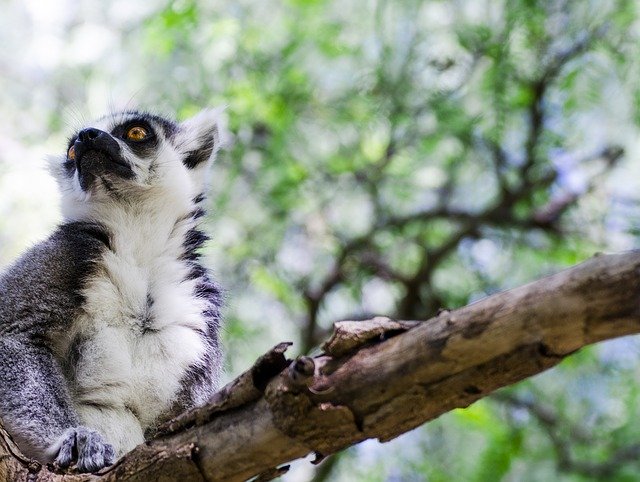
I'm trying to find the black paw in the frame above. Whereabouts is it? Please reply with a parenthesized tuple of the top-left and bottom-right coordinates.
(55, 426, 116, 473)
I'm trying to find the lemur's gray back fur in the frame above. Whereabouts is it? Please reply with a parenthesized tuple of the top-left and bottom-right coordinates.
(0, 110, 222, 473)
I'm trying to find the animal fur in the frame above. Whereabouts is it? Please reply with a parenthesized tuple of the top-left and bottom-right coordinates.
(0, 110, 223, 472)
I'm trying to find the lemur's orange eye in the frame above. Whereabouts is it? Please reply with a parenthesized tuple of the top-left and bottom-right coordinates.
(126, 126, 148, 141)
(68, 145, 76, 160)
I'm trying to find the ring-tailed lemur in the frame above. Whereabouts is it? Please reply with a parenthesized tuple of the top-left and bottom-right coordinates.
(0, 110, 223, 472)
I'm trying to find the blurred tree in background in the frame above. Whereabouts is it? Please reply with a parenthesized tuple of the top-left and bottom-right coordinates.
(2, 0, 640, 480)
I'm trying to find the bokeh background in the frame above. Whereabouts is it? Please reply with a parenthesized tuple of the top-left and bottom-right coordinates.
(2, 0, 640, 480)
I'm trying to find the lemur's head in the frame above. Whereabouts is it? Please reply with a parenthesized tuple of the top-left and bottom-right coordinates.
(49, 110, 220, 221)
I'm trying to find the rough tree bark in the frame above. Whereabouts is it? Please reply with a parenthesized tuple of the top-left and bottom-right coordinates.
(1, 251, 639, 481)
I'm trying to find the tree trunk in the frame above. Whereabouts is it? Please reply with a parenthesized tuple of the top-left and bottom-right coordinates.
(2, 251, 640, 481)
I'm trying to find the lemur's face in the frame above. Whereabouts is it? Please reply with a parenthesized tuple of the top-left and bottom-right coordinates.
(49, 110, 219, 221)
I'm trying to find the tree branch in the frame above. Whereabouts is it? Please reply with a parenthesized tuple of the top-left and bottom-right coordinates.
(2, 251, 640, 481)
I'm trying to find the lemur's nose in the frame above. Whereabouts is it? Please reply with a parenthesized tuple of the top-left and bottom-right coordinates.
(77, 128, 102, 143)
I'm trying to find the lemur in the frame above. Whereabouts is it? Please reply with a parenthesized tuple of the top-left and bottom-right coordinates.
(0, 110, 223, 472)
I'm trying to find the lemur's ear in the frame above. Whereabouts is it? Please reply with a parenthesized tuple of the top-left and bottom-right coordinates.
(176, 109, 221, 169)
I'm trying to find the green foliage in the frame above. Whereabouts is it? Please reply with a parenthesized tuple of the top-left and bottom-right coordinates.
(2, 0, 640, 479)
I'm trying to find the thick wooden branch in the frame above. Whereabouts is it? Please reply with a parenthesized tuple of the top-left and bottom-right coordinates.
(2, 251, 640, 481)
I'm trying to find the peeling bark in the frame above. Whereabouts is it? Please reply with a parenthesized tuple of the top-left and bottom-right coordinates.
(1, 251, 640, 481)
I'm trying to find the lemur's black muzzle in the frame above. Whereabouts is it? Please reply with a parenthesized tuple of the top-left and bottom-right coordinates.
(74, 128, 134, 191)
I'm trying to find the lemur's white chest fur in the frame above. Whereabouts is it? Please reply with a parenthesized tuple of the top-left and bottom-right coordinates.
(76, 207, 206, 453)
(46, 109, 222, 456)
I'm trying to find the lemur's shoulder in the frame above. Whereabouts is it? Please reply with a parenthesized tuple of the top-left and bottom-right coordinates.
(0, 222, 109, 335)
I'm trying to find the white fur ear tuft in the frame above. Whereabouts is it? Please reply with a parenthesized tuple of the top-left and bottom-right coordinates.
(177, 108, 224, 169)
(46, 154, 68, 185)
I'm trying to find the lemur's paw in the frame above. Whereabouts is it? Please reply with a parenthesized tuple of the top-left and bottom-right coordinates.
(55, 426, 116, 473)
